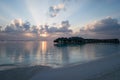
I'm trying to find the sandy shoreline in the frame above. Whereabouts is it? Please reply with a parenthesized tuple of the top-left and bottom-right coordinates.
(31, 54, 120, 80)
(0, 54, 120, 80)
(0, 66, 51, 80)
(90, 67, 120, 80)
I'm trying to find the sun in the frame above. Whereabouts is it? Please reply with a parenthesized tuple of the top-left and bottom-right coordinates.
(40, 32, 48, 37)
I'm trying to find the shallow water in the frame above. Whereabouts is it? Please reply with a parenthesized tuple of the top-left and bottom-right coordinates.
(0, 41, 120, 70)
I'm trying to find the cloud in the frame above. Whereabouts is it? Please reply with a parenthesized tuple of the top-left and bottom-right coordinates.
(80, 17, 120, 38)
(23, 22, 31, 31)
(0, 19, 73, 40)
(48, 0, 77, 17)
(3, 19, 72, 37)
(4, 19, 31, 33)
(11, 19, 23, 26)
(41, 20, 72, 33)
(49, 3, 65, 17)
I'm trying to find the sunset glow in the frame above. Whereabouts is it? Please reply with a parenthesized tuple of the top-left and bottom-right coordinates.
(0, 0, 119, 40)
(0, 0, 120, 80)
(40, 32, 48, 37)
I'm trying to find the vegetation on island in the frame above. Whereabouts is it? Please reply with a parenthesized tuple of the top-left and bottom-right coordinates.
(54, 37, 120, 44)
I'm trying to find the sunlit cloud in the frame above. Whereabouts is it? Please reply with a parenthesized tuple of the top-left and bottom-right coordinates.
(11, 19, 23, 26)
(0, 19, 72, 40)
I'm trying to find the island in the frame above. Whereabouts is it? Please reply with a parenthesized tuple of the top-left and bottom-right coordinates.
(54, 37, 120, 44)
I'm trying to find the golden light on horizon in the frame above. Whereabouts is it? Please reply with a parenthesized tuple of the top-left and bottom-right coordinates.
(23, 33, 35, 37)
(40, 32, 48, 37)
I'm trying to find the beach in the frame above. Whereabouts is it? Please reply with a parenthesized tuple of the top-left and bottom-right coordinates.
(31, 54, 120, 80)
(0, 66, 51, 80)
(0, 54, 120, 80)
(90, 67, 120, 80)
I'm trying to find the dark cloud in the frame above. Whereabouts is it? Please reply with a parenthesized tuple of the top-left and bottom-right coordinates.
(5, 24, 17, 32)
(23, 22, 30, 31)
(80, 17, 120, 38)
(41, 20, 72, 33)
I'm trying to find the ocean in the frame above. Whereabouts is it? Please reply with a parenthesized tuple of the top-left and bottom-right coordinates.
(0, 41, 120, 70)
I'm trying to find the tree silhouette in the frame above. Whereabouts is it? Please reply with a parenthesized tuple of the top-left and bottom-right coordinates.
(54, 37, 120, 44)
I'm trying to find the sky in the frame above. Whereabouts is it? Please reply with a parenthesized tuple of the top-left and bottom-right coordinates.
(0, 0, 120, 40)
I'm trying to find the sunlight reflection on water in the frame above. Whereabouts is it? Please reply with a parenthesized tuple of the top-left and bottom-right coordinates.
(0, 41, 120, 70)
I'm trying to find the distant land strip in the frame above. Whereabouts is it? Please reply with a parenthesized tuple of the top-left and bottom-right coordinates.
(54, 37, 120, 44)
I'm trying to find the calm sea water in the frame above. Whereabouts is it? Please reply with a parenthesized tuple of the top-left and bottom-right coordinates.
(0, 41, 120, 70)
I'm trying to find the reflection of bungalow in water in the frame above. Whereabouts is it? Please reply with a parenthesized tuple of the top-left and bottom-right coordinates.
(54, 37, 120, 44)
